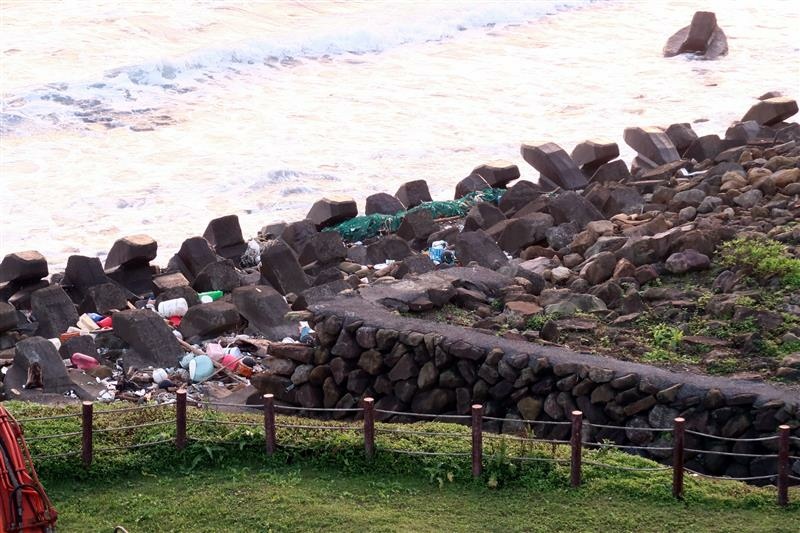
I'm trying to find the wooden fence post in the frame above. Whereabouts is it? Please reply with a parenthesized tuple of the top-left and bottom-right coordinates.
(363, 397, 375, 460)
(81, 401, 93, 469)
(472, 404, 483, 478)
(777, 424, 790, 507)
(175, 389, 186, 450)
(570, 410, 583, 488)
(263, 394, 276, 455)
(672, 417, 685, 500)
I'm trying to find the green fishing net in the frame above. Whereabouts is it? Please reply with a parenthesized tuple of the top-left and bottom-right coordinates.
(324, 187, 505, 242)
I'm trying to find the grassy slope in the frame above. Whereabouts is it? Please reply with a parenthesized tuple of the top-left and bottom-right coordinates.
(47, 465, 798, 533)
(5, 402, 797, 532)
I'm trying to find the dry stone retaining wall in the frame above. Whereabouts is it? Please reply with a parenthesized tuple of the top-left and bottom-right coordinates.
(256, 296, 800, 479)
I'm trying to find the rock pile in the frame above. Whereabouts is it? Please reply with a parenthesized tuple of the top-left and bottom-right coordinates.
(0, 96, 798, 482)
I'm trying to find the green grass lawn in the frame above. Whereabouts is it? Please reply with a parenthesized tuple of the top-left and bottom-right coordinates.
(8, 401, 797, 533)
(46, 465, 798, 533)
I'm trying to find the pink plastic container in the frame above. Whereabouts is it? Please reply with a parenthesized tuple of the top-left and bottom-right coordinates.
(220, 353, 241, 371)
(97, 316, 113, 329)
(71, 352, 100, 371)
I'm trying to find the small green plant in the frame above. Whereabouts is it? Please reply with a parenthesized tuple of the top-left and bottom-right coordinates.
(734, 295, 756, 308)
(717, 237, 800, 289)
(707, 358, 741, 374)
(650, 324, 684, 351)
(525, 313, 557, 331)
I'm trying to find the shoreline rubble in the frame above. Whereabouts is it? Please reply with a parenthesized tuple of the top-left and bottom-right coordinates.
(0, 93, 798, 418)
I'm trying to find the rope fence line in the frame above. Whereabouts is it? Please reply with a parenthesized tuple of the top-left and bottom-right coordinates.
(686, 430, 778, 442)
(189, 419, 262, 428)
(588, 423, 672, 432)
(17, 413, 82, 423)
(582, 441, 673, 452)
(13, 393, 800, 508)
(685, 448, 778, 459)
(92, 403, 173, 415)
(374, 409, 470, 420)
(275, 423, 362, 431)
(375, 429, 467, 438)
(583, 461, 672, 472)
(684, 468, 778, 482)
(29, 451, 81, 461)
(274, 405, 364, 413)
(380, 448, 471, 457)
(482, 416, 570, 426)
(24, 431, 82, 442)
(92, 420, 175, 434)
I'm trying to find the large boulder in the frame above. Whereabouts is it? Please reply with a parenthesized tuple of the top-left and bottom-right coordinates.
(741, 97, 799, 126)
(455, 231, 508, 270)
(111, 309, 184, 367)
(104, 235, 157, 270)
(0, 302, 18, 332)
(0, 251, 48, 283)
(395, 180, 432, 209)
(299, 232, 347, 266)
(547, 191, 605, 229)
(202, 215, 247, 261)
(623, 127, 681, 167)
(260, 239, 309, 296)
(192, 260, 241, 293)
(491, 214, 553, 255)
(30, 285, 79, 339)
(585, 183, 645, 217)
(5, 337, 86, 397)
(663, 11, 728, 59)
(396, 210, 436, 243)
(179, 301, 240, 340)
(454, 173, 490, 199)
(365, 193, 405, 215)
(280, 220, 318, 254)
(463, 202, 506, 232)
(79, 282, 129, 315)
(233, 285, 297, 341)
(497, 181, 543, 215)
(590, 160, 632, 184)
(520, 142, 588, 190)
(306, 196, 358, 229)
(172, 237, 219, 281)
(473, 160, 520, 188)
(571, 139, 619, 174)
(366, 235, 413, 264)
(63, 255, 117, 302)
(665, 123, 699, 154)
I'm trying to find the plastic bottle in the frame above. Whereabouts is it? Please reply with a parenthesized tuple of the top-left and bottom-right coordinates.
(97, 316, 113, 328)
(198, 290, 223, 303)
(189, 355, 215, 382)
(152, 368, 168, 384)
(157, 298, 189, 317)
(429, 240, 447, 264)
(71, 352, 100, 371)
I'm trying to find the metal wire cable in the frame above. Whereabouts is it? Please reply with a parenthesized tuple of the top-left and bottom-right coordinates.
(789, 475, 800, 482)
(583, 460, 671, 472)
(92, 420, 175, 434)
(24, 431, 82, 442)
(684, 468, 777, 482)
(275, 423, 362, 431)
(29, 451, 81, 460)
(379, 448, 471, 457)
(94, 439, 174, 453)
(507, 456, 571, 465)
(17, 413, 81, 422)
(482, 434, 570, 445)
(375, 429, 467, 438)
(188, 419, 262, 428)
(274, 405, 364, 413)
(374, 409, 470, 420)
(685, 448, 778, 459)
(94, 404, 173, 415)
(685, 430, 778, 442)
(589, 423, 672, 432)
(200, 401, 259, 409)
(482, 416, 570, 426)
(582, 441, 673, 452)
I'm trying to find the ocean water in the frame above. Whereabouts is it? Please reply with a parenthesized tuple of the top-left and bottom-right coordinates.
(1, 0, 799, 269)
